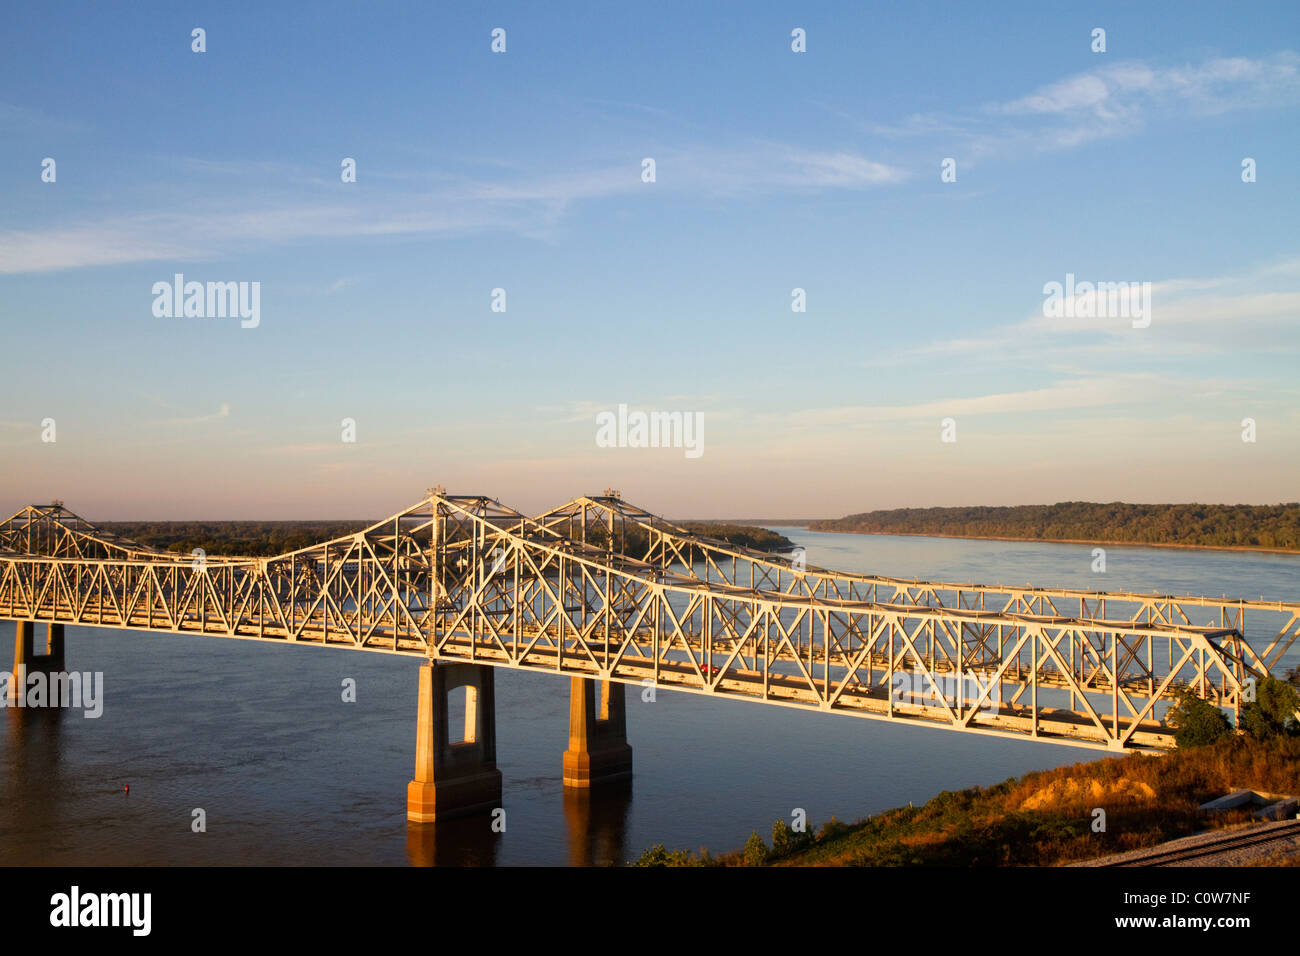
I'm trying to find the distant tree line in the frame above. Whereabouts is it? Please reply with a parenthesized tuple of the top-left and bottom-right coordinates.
(678, 523, 793, 552)
(809, 502, 1300, 551)
(558, 520, 792, 554)
(100, 521, 376, 557)
(100, 519, 793, 559)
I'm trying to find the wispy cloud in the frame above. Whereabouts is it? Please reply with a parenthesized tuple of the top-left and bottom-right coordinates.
(865, 52, 1300, 159)
(0, 142, 906, 275)
(756, 374, 1175, 430)
(0, 100, 88, 135)
(152, 403, 231, 426)
(540, 396, 729, 426)
(871, 258, 1300, 367)
(0, 204, 495, 274)
(994, 54, 1300, 118)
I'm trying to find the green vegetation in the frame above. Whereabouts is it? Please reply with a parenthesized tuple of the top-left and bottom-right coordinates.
(771, 817, 811, 857)
(678, 523, 794, 552)
(629, 709, 1300, 867)
(742, 831, 769, 866)
(809, 501, 1300, 551)
(578, 520, 793, 555)
(1239, 676, 1300, 740)
(100, 520, 376, 557)
(1166, 688, 1234, 748)
(628, 844, 712, 867)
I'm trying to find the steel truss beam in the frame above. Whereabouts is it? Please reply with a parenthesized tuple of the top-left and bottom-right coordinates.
(0, 492, 1292, 754)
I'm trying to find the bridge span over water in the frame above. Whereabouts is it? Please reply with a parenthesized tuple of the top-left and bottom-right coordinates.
(2, 490, 1297, 820)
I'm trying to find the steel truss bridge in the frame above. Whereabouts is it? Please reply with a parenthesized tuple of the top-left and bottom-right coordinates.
(2, 490, 1297, 755)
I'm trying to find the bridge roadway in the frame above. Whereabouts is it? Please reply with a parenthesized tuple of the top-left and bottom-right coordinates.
(2, 490, 1296, 820)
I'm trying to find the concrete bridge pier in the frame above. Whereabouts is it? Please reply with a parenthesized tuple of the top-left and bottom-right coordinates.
(562, 676, 633, 788)
(8, 621, 33, 702)
(8, 622, 67, 703)
(406, 662, 503, 823)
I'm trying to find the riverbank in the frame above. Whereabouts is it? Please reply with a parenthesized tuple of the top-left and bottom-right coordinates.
(631, 735, 1300, 867)
(808, 502, 1300, 555)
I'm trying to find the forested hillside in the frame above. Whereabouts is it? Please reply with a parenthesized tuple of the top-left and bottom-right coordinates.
(809, 502, 1300, 551)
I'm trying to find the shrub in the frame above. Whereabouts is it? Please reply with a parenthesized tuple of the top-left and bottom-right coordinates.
(771, 819, 794, 857)
(630, 844, 701, 867)
(771, 817, 812, 857)
(817, 815, 851, 841)
(742, 831, 768, 866)
(1166, 689, 1233, 748)
(1240, 676, 1300, 740)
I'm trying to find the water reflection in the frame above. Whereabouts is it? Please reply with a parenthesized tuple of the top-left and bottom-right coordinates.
(404, 783, 632, 866)
(563, 782, 632, 866)
(5, 694, 67, 844)
(406, 814, 501, 866)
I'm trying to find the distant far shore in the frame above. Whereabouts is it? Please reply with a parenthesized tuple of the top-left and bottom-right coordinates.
(806, 527, 1300, 556)
(806, 501, 1300, 555)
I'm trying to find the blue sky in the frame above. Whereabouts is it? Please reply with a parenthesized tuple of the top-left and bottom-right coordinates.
(2, 1, 1298, 518)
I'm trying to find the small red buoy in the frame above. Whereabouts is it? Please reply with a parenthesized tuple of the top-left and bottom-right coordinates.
(124, 784, 129, 793)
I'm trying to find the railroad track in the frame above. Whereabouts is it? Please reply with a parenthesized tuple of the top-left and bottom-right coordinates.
(1100, 819, 1300, 867)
